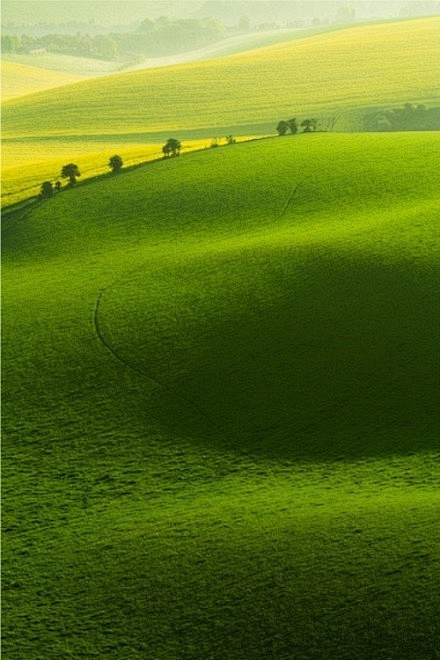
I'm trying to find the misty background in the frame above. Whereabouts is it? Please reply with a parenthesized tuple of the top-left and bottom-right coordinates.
(2, 1, 439, 62)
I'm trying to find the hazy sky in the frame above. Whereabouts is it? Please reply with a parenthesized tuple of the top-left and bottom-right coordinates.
(2, 1, 201, 26)
(2, 1, 438, 28)
(1, 2, 188, 25)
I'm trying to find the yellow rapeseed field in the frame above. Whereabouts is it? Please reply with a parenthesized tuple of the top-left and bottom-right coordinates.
(1, 137, 255, 205)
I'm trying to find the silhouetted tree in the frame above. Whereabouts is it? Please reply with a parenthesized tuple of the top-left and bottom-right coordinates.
(287, 118, 298, 134)
(55, 181, 62, 193)
(301, 118, 318, 132)
(374, 113, 392, 131)
(238, 15, 251, 32)
(95, 35, 118, 59)
(387, 103, 430, 130)
(276, 120, 289, 136)
(225, 135, 236, 144)
(61, 163, 81, 186)
(210, 138, 220, 148)
(40, 181, 54, 199)
(163, 138, 182, 157)
(109, 154, 123, 173)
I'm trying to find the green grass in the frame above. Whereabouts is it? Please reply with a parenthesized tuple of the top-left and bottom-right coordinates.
(1, 136, 258, 206)
(3, 133, 440, 658)
(3, 17, 439, 207)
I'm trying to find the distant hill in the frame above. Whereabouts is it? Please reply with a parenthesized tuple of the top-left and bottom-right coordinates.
(1, 52, 122, 77)
(2, 0, 438, 30)
(3, 17, 439, 207)
(3, 17, 439, 141)
(1, 60, 85, 100)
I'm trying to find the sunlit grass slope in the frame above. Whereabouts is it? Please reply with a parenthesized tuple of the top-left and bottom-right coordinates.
(3, 133, 440, 658)
(3, 17, 439, 141)
(0, 61, 85, 101)
(2, 137, 254, 206)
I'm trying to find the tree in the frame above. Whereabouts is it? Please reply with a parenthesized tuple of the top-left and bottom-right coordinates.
(238, 15, 251, 32)
(287, 118, 298, 134)
(301, 118, 318, 132)
(374, 113, 392, 131)
(95, 35, 118, 59)
(225, 135, 236, 145)
(61, 163, 81, 186)
(163, 138, 182, 157)
(1, 35, 22, 52)
(138, 17, 155, 33)
(40, 181, 54, 199)
(55, 181, 62, 193)
(109, 155, 123, 173)
(276, 120, 289, 136)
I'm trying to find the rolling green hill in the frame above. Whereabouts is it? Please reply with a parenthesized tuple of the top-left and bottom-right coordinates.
(3, 133, 440, 658)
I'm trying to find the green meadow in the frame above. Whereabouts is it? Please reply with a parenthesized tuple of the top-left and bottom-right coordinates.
(2, 137, 258, 206)
(2, 17, 440, 207)
(3, 132, 440, 658)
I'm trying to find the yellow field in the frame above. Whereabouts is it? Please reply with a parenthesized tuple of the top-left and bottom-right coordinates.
(3, 18, 439, 138)
(2, 18, 439, 206)
(1, 137, 256, 205)
(1, 61, 85, 101)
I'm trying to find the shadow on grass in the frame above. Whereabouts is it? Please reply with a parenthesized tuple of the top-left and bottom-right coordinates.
(99, 253, 440, 463)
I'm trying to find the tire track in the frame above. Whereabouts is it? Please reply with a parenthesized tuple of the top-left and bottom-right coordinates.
(93, 283, 236, 451)
(91, 179, 305, 457)
(277, 183, 302, 220)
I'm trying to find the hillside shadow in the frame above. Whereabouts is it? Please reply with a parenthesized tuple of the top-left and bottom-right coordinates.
(100, 253, 440, 463)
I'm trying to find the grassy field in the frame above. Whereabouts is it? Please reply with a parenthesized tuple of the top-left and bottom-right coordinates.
(1, 61, 86, 101)
(2, 17, 439, 208)
(3, 132, 440, 658)
(1, 137, 258, 206)
(2, 16, 439, 210)
(3, 17, 439, 139)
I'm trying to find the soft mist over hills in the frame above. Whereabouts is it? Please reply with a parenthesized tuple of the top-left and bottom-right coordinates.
(2, 0, 439, 31)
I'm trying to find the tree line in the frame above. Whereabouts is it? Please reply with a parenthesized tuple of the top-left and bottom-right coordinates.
(39, 135, 242, 198)
(40, 157, 123, 198)
(37, 121, 314, 198)
(2, 17, 226, 62)
(276, 117, 319, 134)
(367, 103, 440, 132)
